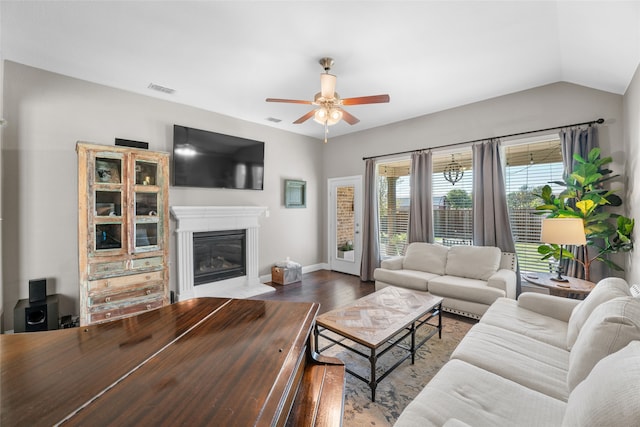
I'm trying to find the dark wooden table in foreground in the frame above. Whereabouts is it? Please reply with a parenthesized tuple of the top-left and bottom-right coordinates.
(1, 298, 345, 426)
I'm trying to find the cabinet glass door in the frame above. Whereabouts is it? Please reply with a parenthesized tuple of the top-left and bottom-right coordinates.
(93, 156, 124, 252)
(133, 158, 161, 251)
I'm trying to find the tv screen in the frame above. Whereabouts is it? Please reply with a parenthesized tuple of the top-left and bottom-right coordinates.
(172, 125, 264, 190)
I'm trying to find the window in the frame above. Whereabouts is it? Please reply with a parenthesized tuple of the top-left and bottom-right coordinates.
(377, 159, 410, 257)
(504, 138, 564, 272)
(432, 150, 473, 246)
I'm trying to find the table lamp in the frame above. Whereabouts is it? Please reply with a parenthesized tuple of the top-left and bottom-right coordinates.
(540, 218, 587, 283)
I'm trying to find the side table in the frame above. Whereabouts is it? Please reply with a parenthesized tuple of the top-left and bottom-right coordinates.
(522, 272, 595, 299)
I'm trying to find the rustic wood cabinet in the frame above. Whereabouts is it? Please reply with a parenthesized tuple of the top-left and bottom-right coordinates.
(77, 142, 170, 326)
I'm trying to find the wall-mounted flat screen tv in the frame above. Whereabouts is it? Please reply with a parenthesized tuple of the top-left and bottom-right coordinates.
(172, 125, 265, 190)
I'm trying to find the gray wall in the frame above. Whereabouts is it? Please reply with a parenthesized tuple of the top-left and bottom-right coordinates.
(624, 64, 640, 287)
(2, 61, 323, 331)
(2, 60, 635, 331)
(323, 81, 626, 280)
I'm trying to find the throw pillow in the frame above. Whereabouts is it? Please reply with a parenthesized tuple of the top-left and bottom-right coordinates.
(566, 277, 631, 349)
(402, 242, 449, 275)
(567, 296, 640, 391)
(563, 341, 640, 427)
(444, 245, 501, 281)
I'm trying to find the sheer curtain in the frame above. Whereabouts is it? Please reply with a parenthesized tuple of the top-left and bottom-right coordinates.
(472, 139, 520, 294)
(560, 125, 601, 280)
(360, 158, 380, 281)
(408, 150, 434, 243)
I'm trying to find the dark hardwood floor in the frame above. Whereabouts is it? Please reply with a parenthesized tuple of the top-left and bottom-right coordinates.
(249, 270, 376, 314)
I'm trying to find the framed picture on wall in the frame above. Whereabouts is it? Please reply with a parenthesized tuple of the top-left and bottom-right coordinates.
(284, 179, 306, 208)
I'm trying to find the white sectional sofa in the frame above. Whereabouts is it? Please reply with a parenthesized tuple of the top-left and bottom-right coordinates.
(374, 243, 517, 319)
(394, 277, 640, 427)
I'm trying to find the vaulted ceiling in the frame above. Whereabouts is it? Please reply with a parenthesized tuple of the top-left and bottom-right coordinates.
(2, 1, 639, 141)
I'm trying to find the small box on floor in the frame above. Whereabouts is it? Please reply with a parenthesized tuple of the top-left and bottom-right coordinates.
(271, 265, 302, 285)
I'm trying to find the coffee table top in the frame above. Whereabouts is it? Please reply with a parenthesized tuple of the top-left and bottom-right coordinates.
(316, 286, 442, 348)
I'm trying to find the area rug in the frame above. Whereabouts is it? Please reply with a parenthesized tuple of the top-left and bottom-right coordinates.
(319, 313, 476, 426)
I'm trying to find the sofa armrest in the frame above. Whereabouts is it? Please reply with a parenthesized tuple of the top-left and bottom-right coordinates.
(487, 269, 517, 299)
(380, 256, 404, 270)
(517, 292, 581, 322)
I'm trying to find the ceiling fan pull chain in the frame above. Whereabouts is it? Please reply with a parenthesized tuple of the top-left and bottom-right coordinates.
(324, 121, 329, 143)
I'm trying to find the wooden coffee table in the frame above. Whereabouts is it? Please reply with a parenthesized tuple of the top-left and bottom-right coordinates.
(523, 272, 595, 299)
(314, 286, 443, 402)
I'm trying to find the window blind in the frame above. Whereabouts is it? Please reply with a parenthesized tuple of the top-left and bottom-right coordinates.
(377, 159, 411, 257)
(504, 138, 564, 272)
(432, 149, 473, 246)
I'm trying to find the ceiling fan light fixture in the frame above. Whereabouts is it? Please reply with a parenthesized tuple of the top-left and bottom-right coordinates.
(313, 107, 342, 126)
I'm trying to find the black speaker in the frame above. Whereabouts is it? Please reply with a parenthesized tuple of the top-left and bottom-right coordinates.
(115, 138, 148, 149)
(14, 295, 59, 333)
(29, 278, 47, 303)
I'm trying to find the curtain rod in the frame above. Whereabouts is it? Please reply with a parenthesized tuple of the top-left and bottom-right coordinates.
(362, 118, 605, 161)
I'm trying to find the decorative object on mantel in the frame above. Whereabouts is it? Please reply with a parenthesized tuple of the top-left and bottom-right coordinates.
(443, 154, 464, 185)
(266, 57, 390, 143)
(284, 179, 307, 208)
(536, 147, 634, 281)
(540, 218, 587, 284)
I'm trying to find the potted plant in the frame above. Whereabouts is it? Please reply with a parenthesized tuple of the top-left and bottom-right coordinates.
(338, 241, 355, 261)
(535, 148, 634, 282)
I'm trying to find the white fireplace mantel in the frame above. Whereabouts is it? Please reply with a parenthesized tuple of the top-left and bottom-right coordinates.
(170, 206, 274, 300)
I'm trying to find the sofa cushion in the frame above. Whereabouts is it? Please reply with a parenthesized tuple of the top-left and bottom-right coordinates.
(451, 323, 570, 401)
(445, 245, 501, 281)
(567, 296, 640, 391)
(563, 341, 640, 427)
(393, 359, 566, 427)
(428, 276, 505, 305)
(566, 277, 631, 349)
(481, 298, 569, 348)
(373, 268, 438, 292)
(402, 242, 449, 275)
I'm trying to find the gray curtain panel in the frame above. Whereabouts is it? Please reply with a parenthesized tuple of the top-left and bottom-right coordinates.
(560, 125, 602, 281)
(360, 158, 380, 281)
(408, 150, 434, 243)
(472, 139, 520, 294)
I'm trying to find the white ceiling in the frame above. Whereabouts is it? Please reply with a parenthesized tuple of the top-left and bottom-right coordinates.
(2, 1, 639, 141)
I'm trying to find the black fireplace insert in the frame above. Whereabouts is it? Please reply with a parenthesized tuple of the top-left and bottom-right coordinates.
(193, 230, 246, 285)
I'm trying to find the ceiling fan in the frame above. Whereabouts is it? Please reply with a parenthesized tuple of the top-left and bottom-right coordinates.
(266, 57, 390, 142)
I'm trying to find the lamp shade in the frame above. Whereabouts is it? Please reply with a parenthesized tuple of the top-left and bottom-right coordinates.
(540, 218, 587, 245)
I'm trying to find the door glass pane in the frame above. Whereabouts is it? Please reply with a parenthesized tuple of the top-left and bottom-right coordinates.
(95, 191, 122, 216)
(336, 185, 355, 261)
(95, 223, 122, 250)
(136, 223, 158, 247)
(136, 192, 158, 216)
(95, 157, 122, 184)
(136, 161, 157, 186)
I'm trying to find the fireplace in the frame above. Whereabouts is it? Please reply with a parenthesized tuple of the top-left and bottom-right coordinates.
(194, 230, 246, 285)
(171, 206, 274, 300)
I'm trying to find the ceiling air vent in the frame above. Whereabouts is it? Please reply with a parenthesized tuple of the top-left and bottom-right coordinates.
(148, 83, 175, 94)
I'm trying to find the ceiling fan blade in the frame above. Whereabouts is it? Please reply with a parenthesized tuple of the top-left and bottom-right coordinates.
(342, 94, 390, 106)
(293, 110, 316, 124)
(340, 109, 360, 125)
(320, 74, 337, 98)
(265, 98, 313, 104)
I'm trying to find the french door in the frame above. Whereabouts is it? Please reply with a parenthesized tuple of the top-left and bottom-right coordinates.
(328, 176, 362, 276)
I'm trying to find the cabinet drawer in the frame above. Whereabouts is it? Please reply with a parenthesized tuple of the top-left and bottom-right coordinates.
(88, 270, 164, 294)
(88, 297, 164, 324)
(131, 256, 163, 270)
(88, 283, 164, 306)
(89, 260, 127, 276)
